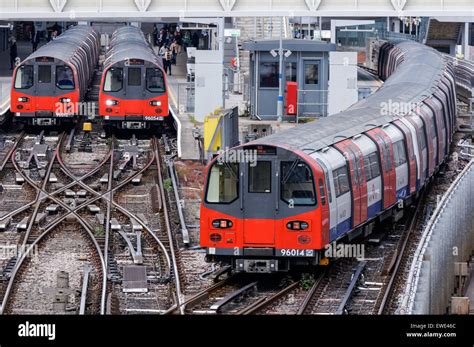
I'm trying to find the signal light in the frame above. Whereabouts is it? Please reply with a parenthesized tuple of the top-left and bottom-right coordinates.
(105, 99, 119, 106)
(155, 108, 163, 114)
(286, 221, 309, 231)
(210, 233, 222, 242)
(17, 97, 29, 102)
(17, 105, 23, 110)
(212, 219, 233, 229)
(59, 98, 71, 103)
(150, 100, 162, 106)
(105, 108, 112, 113)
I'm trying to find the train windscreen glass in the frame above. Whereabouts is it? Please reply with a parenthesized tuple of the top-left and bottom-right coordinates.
(56, 66, 75, 89)
(14, 65, 33, 89)
(104, 68, 123, 92)
(280, 161, 316, 206)
(205, 162, 239, 203)
(146, 68, 165, 93)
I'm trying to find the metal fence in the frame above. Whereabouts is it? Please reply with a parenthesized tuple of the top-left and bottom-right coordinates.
(171, 82, 195, 114)
(400, 160, 474, 314)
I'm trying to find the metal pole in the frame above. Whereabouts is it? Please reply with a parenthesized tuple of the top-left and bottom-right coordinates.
(277, 16, 284, 122)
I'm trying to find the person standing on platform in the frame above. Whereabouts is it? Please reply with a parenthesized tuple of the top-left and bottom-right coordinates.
(9, 36, 18, 70)
(163, 47, 172, 76)
(170, 40, 178, 65)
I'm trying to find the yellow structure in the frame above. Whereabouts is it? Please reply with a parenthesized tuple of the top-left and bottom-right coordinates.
(83, 122, 92, 132)
(204, 112, 222, 153)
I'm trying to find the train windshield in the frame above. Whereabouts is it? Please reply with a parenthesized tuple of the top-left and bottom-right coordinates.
(146, 68, 166, 93)
(205, 162, 239, 203)
(56, 65, 75, 90)
(14, 65, 34, 89)
(103, 68, 123, 92)
(280, 161, 316, 206)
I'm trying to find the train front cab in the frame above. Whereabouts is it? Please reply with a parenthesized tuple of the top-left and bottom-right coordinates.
(99, 60, 169, 130)
(200, 145, 329, 273)
(11, 58, 78, 125)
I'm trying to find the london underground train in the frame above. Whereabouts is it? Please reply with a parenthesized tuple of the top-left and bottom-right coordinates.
(99, 26, 169, 129)
(11, 25, 100, 125)
(200, 41, 456, 273)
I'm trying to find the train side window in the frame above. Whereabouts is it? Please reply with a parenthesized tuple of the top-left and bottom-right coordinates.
(14, 65, 33, 89)
(318, 179, 326, 205)
(249, 161, 271, 193)
(146, 68, 165, 93)
(128, 68, 142, 86)
(393, 140, 407, 167)
(56, 65, 75, 90)
(332, 165, 350, 198)
(316, 159, 332, 204)
(38, 65, 51, 84)
(364, 152, 381, 181)
(281, 161, 316, 206)
(205, 162, 239, 204)
(103, 68, 123, 92)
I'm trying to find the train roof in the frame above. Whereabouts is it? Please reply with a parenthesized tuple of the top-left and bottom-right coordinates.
(104, 26, 163, 69)
(24, 25, 99, 64)
(253, 40, 449, 153)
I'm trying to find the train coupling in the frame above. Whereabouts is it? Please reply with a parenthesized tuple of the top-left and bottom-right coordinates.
(234, 259, 279, 273)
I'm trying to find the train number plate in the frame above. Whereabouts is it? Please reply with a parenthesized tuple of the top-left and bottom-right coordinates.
(278, 249, 314, 257)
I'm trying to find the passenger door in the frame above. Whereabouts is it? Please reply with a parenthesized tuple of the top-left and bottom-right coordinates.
(243, 159, 276, 245)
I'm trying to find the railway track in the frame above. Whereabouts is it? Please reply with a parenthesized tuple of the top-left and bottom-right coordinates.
(0, 128, 184, 315)
(296, 192, 428, 315)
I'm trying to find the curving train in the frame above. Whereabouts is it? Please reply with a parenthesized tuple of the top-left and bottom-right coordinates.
(200, 40, 457, 273)
(11, 25, 100, 125)
(99, 26, 169, 130)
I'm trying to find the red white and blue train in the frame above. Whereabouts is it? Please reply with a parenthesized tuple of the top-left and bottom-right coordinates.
(200, 40, 457, 273)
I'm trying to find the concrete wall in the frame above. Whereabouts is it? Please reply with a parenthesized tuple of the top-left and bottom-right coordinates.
(194, 50, 223, 122)
(402, 160, 474, 314)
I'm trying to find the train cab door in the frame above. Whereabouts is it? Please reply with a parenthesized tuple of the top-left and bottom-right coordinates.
(124, 66, 144, 115)
(242, 158, 276, 245)
(35, 63, 54, 110)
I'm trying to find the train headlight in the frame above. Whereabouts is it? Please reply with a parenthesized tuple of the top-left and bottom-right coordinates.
(59, 98, 71, 103)
(105, 99, 119, 106)
(150, 100, 162, 106)
(17, 97, 29, 102)
(211, 219, 233, 229)
(286, 221, 309, 231)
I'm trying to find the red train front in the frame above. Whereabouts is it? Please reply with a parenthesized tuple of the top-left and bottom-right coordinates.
(99, 26, 169, 130)
(200, 144, 329, 272)
(11, 26, 99, 125)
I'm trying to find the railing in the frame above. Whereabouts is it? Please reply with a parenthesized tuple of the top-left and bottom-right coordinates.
(400, 160, 474, 314)
(296, 89, 328, 120)
(170, 82, 195, 115)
